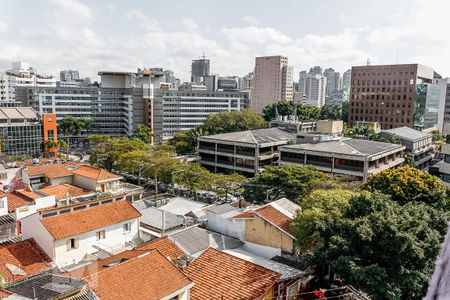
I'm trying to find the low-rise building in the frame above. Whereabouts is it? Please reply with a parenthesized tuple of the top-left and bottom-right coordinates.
(21, 200, 141, 267)
(380, 126, 434, 170)
(436, 143, 450, 187)
(198, 128, 294, 176)
(279, 138, 405, 181)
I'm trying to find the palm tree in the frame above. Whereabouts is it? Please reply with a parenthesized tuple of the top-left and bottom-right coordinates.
(57, 140, 68, 160)
(43, 139, 56, 158)
(80, 117, 93, 136)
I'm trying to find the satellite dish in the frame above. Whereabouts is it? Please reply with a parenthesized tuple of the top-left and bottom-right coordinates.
(6, 263, 26, 276)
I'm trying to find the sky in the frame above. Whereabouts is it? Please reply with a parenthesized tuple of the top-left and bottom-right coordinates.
(0, 0, 448, 82)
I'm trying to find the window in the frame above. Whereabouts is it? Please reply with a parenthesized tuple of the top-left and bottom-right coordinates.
(123, 222, 132, 233)
(96, 230, 106, 240)
(67, 238, 79, 250)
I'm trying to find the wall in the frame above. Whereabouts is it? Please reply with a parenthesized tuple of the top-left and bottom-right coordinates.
(244, 215, 294, 253)
(242, 241, 281, 259)
(21, 213, 55, 260)
(0, 196, 7, 216)
(49, 176, 73, 186)
(53, 218, 139, 267)
(35, 195, 56, 210)
(73, 175, 97, 191)
(206, 212, 245, 241)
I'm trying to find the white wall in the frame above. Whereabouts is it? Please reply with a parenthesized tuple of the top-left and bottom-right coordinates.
(21, 170, 31, 185)
(53, 218, 139, 267)
(0, 196, 8, 216)
(21, 213, 55, 260)
(35, 195, 56, 210)
(207, 213, 245, 241)
(73, 175, 97, 191)
(49, 176, 73, 186)
(242, 241, 281, 259)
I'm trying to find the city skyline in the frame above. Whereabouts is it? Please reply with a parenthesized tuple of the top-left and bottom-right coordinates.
(0, 0, 448, 81)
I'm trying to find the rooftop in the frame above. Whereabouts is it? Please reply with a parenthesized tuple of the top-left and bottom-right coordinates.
(72, 165, 122, 182)
(207, 203, 241, 216)
(382, 126, 432, 141)
(169, 226, 242, 256)
(41, 200, 141, 240)
(70, 250, 193, 300)
(134, 205, 185, 232)
(158, 196, 208, 216)
(23, 164, 73, 179)
(6, 191, 33, 213)
(135, 236, 185, 259)
(0, 239, 53, 283)
(39, 183, 93, 200)
(5, 274, 87, 300)
(282, 138, 404, 157)
(199, 127, 294, 145)
(186, 248, 280, 300)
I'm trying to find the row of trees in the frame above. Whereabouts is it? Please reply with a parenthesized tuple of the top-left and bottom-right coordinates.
(262, 101, 342, 121)
(88, 134, 244, 200)
(170, 110, 267, 155)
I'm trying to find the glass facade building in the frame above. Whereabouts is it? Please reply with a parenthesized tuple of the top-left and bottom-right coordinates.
(414, 83, 441, 130)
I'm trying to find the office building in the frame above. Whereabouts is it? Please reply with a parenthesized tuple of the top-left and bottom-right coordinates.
(251, 56, 293, 114)
(380, 126, 434, 171)
(0, 108, 57, 157)
(163, 69, 178, 89)
(309, 66, 322, 75)
(342, 69, 352, 90)
(348, 63, 437, 130)
(162, 89, 248, 138)
(323, 68, 341, 94)
(304, 74, 327, 107)
(0, 73, 15, 101)
(434, 77, 450, 133)
(60, 70, 80, 81)
(239, 72, 253, 90)
(191, 56, 210, 84)
(197, 127, 294, 176)
(205, 75, 240, 92)
(279, 137, 405, 181)
(8, 62, 56, 87)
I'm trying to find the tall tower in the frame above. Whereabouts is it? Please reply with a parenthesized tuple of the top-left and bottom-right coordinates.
(191, 54, 210, 84)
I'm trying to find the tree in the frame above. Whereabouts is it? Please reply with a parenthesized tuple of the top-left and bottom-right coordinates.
(341, 101, 349, 123)
(364, 166, 446, 206)
(56, 140, 68, 158)
(212, 173, 245, 200)
(322, 192, 449, 299)
(43, 139, 56, 158)
(171, 127, 206, 155)
(319, 104, 341, 120)
(133, 124, 153, 144)
(173, 163, 214, 200)
(201, 109, 267, 135)
(242, 165, 326, 203)
(297, 105, 321, 120)
(262, 100, 294, 121)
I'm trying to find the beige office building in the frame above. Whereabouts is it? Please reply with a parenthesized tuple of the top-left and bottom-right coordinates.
(251, 56, 293, 114)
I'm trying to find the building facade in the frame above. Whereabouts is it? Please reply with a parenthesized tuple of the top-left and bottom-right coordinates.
(0, 73, 16, 101)
(348, 64, 436, 130)
(191, 57, 210, 84)
(251, 56, 293, 114)
(304, 74, 327, 107)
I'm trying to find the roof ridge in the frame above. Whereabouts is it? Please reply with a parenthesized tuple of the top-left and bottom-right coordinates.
(341, 140, 363, 155)
(253, 207, 296, 239)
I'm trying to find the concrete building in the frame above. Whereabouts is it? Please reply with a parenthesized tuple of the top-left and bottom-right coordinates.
(435, 77, 450, 134)
(309, 66, 322, 75)
(380, 126, 434, 171)
(251, 56, 293, 114)
(161, 89, 248, 139)
(197, 128, 294, 176)
(348, 64, 437, 130)
(60, 70, 80, 82)
(303, 74, 327, 107)
(0, 73, 15, 101)
(323, 68, 341, 94)
(191, 56, 210, 84)
(205, 75, 240, 92)
(8, 62, 56, 87)
(163, 69, 178, 89)
(279, 137, 405, 181)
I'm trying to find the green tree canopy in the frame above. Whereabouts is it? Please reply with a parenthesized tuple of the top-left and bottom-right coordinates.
(262, 100, 294, 121)
(319, 104, 342, 120)
(242, 165, 326, 203)
(364, 166, 446, 206)
(201, 109, 267, 135)
(132, 124, 153, 144)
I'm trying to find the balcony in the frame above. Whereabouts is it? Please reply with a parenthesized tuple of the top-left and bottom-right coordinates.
(111, 183, 144, 196)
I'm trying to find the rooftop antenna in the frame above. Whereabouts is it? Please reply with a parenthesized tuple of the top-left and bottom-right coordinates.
(366, 58, 371, 66)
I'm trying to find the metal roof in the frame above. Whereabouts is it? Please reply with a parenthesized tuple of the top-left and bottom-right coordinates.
(135, 206, 185, 231)
(207, 204, 239, 215)
(200, 128, 294, 145)
(382, 126, 432, 141)
(0, 214, 15, 225)
(282, 138, 404, 157)
(169, 226, 242, 256)
(159, 197, 207, 216)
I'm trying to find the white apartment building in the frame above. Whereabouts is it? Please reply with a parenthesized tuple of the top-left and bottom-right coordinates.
(21, 200, 141, 267)
(9, 62, 56, 87)
(304, 74, 327, 107)
(251, 56, 293, 114)
(0, 73, 16, 101)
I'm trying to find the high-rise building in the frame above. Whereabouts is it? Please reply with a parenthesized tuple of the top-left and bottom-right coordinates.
(298, 71, 307, 97)
(303, 74, 327, 107)
(251, 55, 293, 114)
(349, 63, 437, 130)
(8, 62, 56, 87)
(191, 57, 210, 84)
(0, 73, 16, 101)
(163, 70, 178, 89)
(60, 70, 80, 82)
(323, 68, 341, 94)
(308, 66, 322, 76)
(343, 69, 351, 90)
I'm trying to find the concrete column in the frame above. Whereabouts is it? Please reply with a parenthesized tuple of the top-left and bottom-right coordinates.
(363, 158, 368, 182)
(303, 152, 307, 166)
(214, 142, 218, 173)
(255, 146, 259, 173)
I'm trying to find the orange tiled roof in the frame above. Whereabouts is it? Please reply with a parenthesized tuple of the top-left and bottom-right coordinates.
(0, 239, 53, 282)
(232, 211, 255, 219)
(135, 236, 185, 259)
(75, 250, 192, 300)
(255, 205, 294, 236)
(186, 248, 280, 300)
(23, 164, 73, 179)
(41, 200, 141, 240)
(6, 192, 32, 213)
(39, 183, 92, 200)
(72, 165, 121, 182)
(15, 189, 42, 200)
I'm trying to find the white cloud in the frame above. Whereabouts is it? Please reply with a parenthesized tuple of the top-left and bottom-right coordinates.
(0, 20, 7, 33)
(243, 16, 259, 26)
(182, 18, 200, 32)
(222, 26, 292, 45)
(126, 9, 160, 31)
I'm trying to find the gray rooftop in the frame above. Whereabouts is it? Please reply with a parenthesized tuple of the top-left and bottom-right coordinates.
(169, 226, 242, 256)
(159, 197, 208, 216)
(207, 204, 238, 215)
(282, 138, 404, 157)
(382, 126, 432, 141)
(200, 128, 294, 145)
(133, 205, 185, 231)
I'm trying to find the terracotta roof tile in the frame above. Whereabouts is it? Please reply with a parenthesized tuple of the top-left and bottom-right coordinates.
(73, 250, 192, 300)
(72, 165, 121, 182)
(24, 164, 73, 179)
(6, 192, 32, 213)
(0, 239, 53, 283)
(186, 248, 280, 300)
(15, 189, 42, 200)
(232, 212, 255, 219)
(135, 236, 185, 259)
(41, 200, 141, 240)
(39, 184, 93, 200)
(255, 205, 294, 236)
